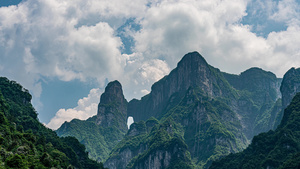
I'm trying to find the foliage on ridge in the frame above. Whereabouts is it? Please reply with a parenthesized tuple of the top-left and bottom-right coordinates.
(210, 92, 300, 169)
(0, 77, 104, 169)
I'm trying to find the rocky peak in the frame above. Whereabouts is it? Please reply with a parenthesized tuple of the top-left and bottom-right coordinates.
(128, 51, 231, 122)
(96, 80, 128, 130)
(177, 51, 208, 70)
(100, 80, 126, 105)
(225, 67, 280, 91)
(151, 51, 211, 94)
(280, 67, 300, 109)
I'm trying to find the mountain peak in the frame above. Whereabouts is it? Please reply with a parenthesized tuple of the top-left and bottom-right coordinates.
(280, 67, 300, 109)
(100, 80, 125, 105)
(96, 80, 128, 130)
(240, 67, 277, 80)
(177, 51, 208, 68)
(129, 51, 234, 122)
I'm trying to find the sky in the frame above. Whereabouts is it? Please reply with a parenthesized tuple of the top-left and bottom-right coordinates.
(0, 0, 299, 130)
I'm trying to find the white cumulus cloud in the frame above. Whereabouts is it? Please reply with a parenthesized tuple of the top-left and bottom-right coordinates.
(131, 0, 300, 77)
(46, 88, 102, 130)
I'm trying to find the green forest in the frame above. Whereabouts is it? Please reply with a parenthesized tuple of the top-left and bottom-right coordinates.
(210, 92, 300, 169)
(0, 77, 105, 168)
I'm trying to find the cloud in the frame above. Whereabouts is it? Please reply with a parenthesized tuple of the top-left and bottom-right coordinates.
(46, 88, 102, 130)
(1, 0, 300, 124)
(132, 0, 248, 67)
(120, 53, 170, 99)
(131, 0, 300, 77)
(269, 0, 300, 24)
(0, 0, 148, 100)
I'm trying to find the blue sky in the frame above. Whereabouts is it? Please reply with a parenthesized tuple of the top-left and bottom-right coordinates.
(0, 0, 299, 129)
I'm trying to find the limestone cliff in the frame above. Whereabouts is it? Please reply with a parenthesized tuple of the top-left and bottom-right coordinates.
(96, 80, 128, 132)
(105, 119, 193, 169)
(210, 92, 300, 169)
(223, 67, 282, 139)
(271, 67, 300, 129)
(57, 80, 128, 162)
(128, 51, 235, 122)
(280, 67, 300, 109)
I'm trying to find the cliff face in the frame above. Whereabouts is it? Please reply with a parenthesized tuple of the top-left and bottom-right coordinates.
(128, 51, 235, 122)
(96, 80, 128, 131)
(280, 68, 300, 109)
(129, 52, 282, 141)
(57, 80, 128, 162)
(104, 121, 149, 169)
(224, 67, 282, 104)
(105, 119, 193, 169)
(223, 68, 282, 139)
(210, 92, 300, 169)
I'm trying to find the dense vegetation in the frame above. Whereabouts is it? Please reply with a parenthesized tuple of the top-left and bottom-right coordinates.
(160, 87, 248, 168)
(210, 92, 300, 169)
(56, 116, 126, 162)
(106, 118, 194, 169)
(0, 77, 104, 168)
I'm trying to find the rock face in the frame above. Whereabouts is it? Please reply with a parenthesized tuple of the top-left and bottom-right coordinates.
(210, 93, 300, 169)
(57, 80, 128, 162)
(105, 120, 193, 169)
(223, 68, 282, 139)
(129, 52, 282, 141)
(280, 68, 300, 109)
(96, 80, 128, 131)
(224, 67, 281, 101)
(128, 51, 234, 122)
(104, 121, 149, 169)
(130, 141, 190, 169)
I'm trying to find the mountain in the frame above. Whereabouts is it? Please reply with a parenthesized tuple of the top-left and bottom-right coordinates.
(281, 68, 300, 109)
(0, 77, 103, 168)
(56, 51, 298, 168)
(210, 92, 300, 169)
(105, 85, 248, 168)
(56, 80, 128, 162)
(104, 52, 285, 168)
(223, 67, 282, 138)
(128, 52, 282, 139)
(128, 52, 237, 122)
(96, 80, 128, 131)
